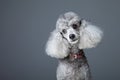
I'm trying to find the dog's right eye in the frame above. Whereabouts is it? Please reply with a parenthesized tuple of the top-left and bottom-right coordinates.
(62, 29, 67, 34)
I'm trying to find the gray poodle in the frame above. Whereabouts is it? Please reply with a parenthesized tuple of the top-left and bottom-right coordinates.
(45, 12, 103, 80)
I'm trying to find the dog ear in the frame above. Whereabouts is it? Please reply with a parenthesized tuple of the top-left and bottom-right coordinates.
(45, 30, 70, 58)
(78, 20, 103, 49)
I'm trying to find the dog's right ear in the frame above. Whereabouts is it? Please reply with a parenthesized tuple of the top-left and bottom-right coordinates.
(45, 30, 70, 59)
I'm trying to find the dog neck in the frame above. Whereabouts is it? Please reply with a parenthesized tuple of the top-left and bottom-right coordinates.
(60, 48, 86, 62)
(69, 49, 85, 60)
(69, 44, 79, 53)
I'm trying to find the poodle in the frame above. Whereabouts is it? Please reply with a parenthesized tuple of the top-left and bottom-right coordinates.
(45, 12, 103, 80)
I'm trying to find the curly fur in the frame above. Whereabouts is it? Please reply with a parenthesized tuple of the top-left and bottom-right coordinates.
(45, 12, 103, 80)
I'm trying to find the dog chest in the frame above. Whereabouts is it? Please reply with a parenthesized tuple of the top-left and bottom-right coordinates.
(57, 60, 90, 80)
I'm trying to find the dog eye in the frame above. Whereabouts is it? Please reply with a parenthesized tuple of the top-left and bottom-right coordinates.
(62, 29, 67, 34)
(72, 24, 78, 29)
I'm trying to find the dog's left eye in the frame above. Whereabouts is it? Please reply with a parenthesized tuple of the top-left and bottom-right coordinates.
(72, 24, 78, 29)
(62, 29, 67, 34)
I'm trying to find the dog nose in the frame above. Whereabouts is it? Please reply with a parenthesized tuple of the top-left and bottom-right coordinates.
(69, 34, 75, 39)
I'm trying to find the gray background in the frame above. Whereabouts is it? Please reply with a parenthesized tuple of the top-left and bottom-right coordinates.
(0, 0, 120, 80)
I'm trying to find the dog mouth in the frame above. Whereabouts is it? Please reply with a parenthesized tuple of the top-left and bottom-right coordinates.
(72, 39, 78, 42)
(70, 38, 79, 44)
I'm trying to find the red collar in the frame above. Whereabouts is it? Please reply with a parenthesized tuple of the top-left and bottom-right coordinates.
(69, 50, 84, 60)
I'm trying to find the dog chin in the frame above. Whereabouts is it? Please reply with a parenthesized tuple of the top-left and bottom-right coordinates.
(70, 39, 79, 45)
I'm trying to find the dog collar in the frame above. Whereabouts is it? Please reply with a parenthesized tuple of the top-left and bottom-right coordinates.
(69, 49, 84, 60)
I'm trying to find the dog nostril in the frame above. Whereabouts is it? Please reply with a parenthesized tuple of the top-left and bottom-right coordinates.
(69, 34, 75, 39)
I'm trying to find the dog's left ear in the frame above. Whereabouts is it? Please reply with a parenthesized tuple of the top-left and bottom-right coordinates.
(78, 20, 103, 49)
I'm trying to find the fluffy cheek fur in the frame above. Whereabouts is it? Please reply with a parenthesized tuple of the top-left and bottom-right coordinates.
(46, 30, 70, 58)
(78, 21, 103, 49)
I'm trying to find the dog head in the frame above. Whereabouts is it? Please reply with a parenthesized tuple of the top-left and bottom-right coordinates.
(46, 12, 103, 58)
(56, 12, 103, 49)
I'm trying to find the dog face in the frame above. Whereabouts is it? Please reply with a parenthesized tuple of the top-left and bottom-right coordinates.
(56, 12, 82, 44)
(60, 20, 82, 44)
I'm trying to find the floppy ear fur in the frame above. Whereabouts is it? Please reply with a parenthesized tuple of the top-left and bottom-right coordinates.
(45, 30, 70, 58)
(79, 20, 103, 49)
